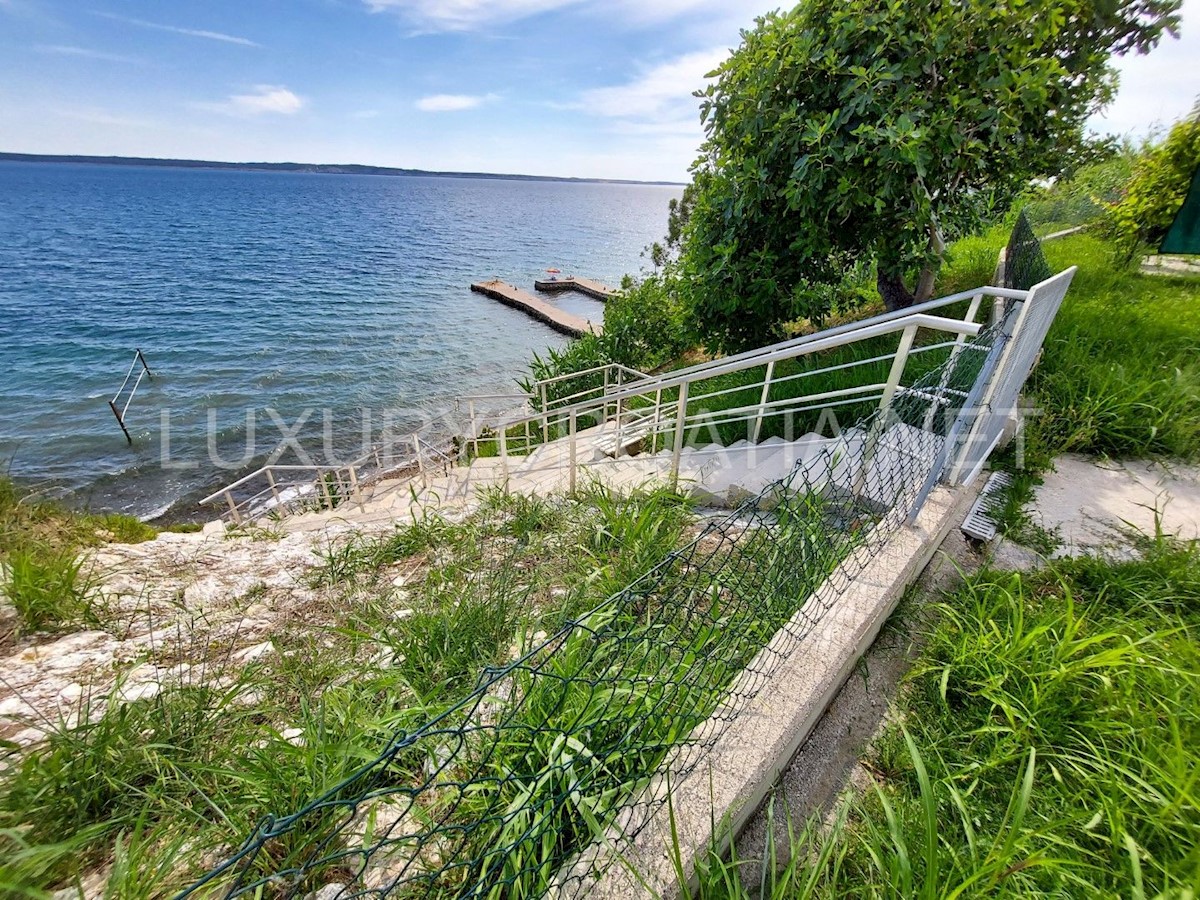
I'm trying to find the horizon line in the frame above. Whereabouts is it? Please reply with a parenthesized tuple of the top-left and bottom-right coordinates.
(0, 150, 688, 187)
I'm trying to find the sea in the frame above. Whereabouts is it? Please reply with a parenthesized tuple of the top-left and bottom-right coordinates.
(0, 161, 681, 519)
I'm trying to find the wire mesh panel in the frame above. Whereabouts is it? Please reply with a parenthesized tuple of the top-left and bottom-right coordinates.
(1002, 210, 1054, 291)
(177, 334, 999, 900)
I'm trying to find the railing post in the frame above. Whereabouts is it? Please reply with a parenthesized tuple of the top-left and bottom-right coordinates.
(348, 465, 365, 512)
(499, 424, 509, 479)
(603, 366, 611, 420)
(568, 409, 577, 494)
(752, 360, 775, 444)
(653, 387, 663, 451)
(540, 383, 549, 444)
(671, 381, 689, 483)
(318, 471, 334, 510)
(613, 368, 624, 456)
(923, 292, 983, 432)
(856, 324, 919, 498)
(266, 468, 280, 503)
(878, 325, 918, 415)
(468, 400, 477, 456)
(224, 490, 241, 525)
(412, 434, 429, 488)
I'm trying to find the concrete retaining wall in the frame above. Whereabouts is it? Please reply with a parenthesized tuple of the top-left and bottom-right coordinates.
(553, 484, 973, 899)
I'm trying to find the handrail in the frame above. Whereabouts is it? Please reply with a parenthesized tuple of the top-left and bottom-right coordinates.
(624, 286, 1021, 389)
(490, 311, 986, 435)
(200, 280, 1038, 527)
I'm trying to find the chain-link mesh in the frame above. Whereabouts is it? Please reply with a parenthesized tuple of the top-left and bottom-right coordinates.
(179, 323, 1001, 900)
(1002, 211, 1053, 291)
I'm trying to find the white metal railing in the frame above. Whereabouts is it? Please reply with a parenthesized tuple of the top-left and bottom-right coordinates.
(109, 349, 153, 445)
(471, 291, 1012, 492)
(201, 275, 1074, 526)
(458, 362, 651, 456)
(199, 433, 453, 525)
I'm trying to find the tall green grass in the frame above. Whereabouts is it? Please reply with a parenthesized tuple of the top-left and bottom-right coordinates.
(694, 535, 1200, 897)
(0, 484, 698, 896)
(1025, 233, 1200, 460)
(0, 476, 163, 638)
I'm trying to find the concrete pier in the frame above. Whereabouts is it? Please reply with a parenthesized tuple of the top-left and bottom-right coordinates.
(471, 279, 601, 338)
(533, 275, 618, 302)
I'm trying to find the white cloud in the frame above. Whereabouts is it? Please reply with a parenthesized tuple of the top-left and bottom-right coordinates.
(365, 0, 578, 31)
(580, 48, 727, 120)
(36, 44, 142, 64)
(415, 93, 496, 112)
(363, 0, 759, 32)
(97, 13, 260, 47)
(199, 85, 306, 117)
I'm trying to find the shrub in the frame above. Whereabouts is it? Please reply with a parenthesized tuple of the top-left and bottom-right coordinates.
(1104, 115, 1200, 258)
(1021, 150, 1136, 232)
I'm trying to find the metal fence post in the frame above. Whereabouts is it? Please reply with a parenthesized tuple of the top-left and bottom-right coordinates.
(540, 383, 549, 444)
(671, 381, 689, 482)
(568, 409, 577, 493)
(752, 360, 775, 443)
(266, 468, 280, 503)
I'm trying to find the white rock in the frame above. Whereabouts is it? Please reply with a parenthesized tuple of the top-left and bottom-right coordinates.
(233, 641, 275, 663)
(280, 726, 305, 745)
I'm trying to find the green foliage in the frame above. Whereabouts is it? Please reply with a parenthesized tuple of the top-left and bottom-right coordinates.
(605, 270, 692, 371)
(1022, 150, 1137, 232)
(520, 268, 692, 403)
(684, 0, 1180, 351)
(3, 547, 99, 636)
(1105, 114, 1200, 257)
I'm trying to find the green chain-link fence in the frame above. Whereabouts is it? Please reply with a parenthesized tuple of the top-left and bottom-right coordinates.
(179, 321, 1001, 900)
(1002, 211, 1053, 292)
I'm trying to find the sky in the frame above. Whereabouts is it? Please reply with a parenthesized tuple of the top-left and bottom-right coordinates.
(0, 0, 1196, 182)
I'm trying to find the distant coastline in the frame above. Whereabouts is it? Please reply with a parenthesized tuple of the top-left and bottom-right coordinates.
(0, 151, 684, 187)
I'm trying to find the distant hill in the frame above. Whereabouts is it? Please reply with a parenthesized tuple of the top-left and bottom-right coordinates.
(0, 152, 684, 187)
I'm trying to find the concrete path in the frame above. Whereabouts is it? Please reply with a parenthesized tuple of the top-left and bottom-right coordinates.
(1031, 454, 1200, 555)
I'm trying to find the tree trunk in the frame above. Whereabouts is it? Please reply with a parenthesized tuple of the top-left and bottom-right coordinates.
(914, 264, 938, 304)
(914, 223, 947, 303)
(877, 268, 915, 312)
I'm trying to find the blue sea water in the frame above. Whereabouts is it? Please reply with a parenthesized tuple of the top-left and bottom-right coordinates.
(0, 162, 680, 517)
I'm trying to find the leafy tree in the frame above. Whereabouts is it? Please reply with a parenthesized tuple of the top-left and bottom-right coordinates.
(684, 0, 1181, 352)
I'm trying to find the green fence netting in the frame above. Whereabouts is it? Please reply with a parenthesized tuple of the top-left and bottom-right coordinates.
(178, 320, 1005, 900)
(1003, 211, 1053, 292)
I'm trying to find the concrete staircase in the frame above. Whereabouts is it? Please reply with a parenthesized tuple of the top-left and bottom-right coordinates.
(280, 421, 945, 535)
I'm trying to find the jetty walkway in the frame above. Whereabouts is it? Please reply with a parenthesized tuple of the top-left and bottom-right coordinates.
(470, 280, 601, 337)
(532, 275, 618, 301)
